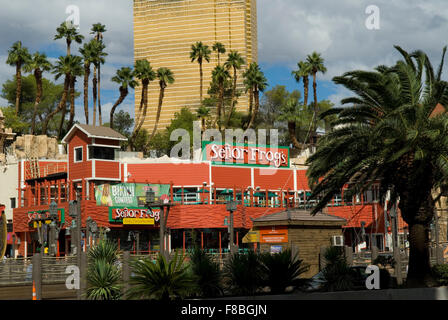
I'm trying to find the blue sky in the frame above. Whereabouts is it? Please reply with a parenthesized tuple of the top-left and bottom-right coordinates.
(1, 0, 448, 125)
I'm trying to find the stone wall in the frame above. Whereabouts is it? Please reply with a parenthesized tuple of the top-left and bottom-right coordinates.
(12, 135, 66, 160)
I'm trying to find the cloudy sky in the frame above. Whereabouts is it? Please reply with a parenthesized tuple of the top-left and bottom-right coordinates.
(1, 0, 448, 124)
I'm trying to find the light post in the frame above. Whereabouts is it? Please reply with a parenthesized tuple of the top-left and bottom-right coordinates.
(86, 217, 98, 252)
(226, 200, 238, 254)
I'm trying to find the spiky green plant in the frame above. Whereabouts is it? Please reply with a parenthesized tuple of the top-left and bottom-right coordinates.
(189, 248, 223, 297)
(126, 251, 195, 300)
(86, 259, 122, 300)
(260, 249, 310, 294)
(224, 251, 263, 296)
(88, 239, 119, 265)
(320, 247, 355, 292)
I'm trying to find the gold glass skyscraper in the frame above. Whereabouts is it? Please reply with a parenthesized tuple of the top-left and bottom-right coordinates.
(133, 0, 258, 132)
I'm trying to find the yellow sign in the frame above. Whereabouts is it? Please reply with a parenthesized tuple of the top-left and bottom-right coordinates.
(242, 230, 260, 243)
(123, 218, 155, 225)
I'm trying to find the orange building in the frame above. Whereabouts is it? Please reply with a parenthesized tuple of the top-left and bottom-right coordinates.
(12, 125, 407, 257)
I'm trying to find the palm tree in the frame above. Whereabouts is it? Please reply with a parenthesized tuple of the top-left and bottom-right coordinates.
(91, 23, 107, 126)
(23, 52, 52, 134)
(79, 40, 97, 124)
(306, 52, 327, 146)
(110, 67, 138, 130)
(129, 59, 156, 151)
(54, 21, 84, 56)
(6, 41, 31, 115)
(196, 105, 211, 131)
(245, 63, 268, 129)
(224, 50, 245, 127)
(243, 63, 257, 127)
(277, 95, 304, 150)
(211, 65, 230, 130)
(149, 67, 175, 140)
(212, 42, 226, 65)
(292, 61, 311, 109)
(66, 56, 83, 133)
(190, 42, 211, 104)
(126, 252, 195, 300)
(90, 40, 107, 126)
(306, 46, 448, 287)
(42, 56, 72, 135)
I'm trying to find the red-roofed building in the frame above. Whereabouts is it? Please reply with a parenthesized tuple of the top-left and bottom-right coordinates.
(11, 125, 407, 257)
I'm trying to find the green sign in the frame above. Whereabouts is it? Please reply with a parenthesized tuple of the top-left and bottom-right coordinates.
(95, 183, 171, 207)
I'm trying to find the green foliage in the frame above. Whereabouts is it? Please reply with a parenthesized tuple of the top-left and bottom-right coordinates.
(260, 249, 310, 294)
(224, 251, 264, 296)
(431, 264, 448, 286)
(126, 251, 195, 300)
(189, 248, 223, 297)
(320, 247, 355, 291)
(373, 255, 396, 268)
(86, 240, 121, 300)
(0, 106, 29, 134)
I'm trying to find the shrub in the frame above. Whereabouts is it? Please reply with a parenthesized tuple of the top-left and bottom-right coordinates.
(432, 264, 448, 286)
(260, 249, 310, 294)
(224, 251, 263, 296)
(320, 246, 355, 291)
(189, 248, 223, 297)
(126, 251, 196, 300)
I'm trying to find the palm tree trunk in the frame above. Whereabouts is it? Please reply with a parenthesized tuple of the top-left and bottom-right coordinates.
(312, 72, 318, 145)
(83, 64, 90, 124)
(214, 83, 224, 130)
(303, 76, 309, 108)
(110, 87, 128, 130)
(15, 64, 22, 116)
(31, 69, 43, 135)
(57, 105, 67, 140)
(129, 83, 148, 151)
(226, 67, 237, 127)
(67, 76, 76, 132)
(98, 63, 102, 125)
(150, 84, 165, 140)
(247, 87, 258, 129)
(43, 75, 70, 135)
(407, 222, 431, 287)
(92, 66, 98, 126)
(288, 121, 302, 149)
(199, 61, 203, 104)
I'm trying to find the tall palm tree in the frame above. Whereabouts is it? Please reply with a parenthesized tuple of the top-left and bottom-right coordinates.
(190, 42, 211, 104)
(292, 60, 311, 109)
(243, 63, 257, 128)
(6, 41, 31, 115)
(196, 105, 211, 131)
(110, 67, 138, 130)
(306, 52, 327, 146)
(224, 51, 245, 127)
(42, 55, 72, 135)
(211, 65, 230, 130)
(91, 23, 107, 126)
(212, 42, 226, 65)
(245, 63, 268, 129)
(277, 95, 303, 150)
(149, 68, 175, 140)
(306, 46, 448, 287)
(90, 40, 107, 126)
(66, 55, 83, 133)
(23, 52, 52, 134)
(129, 59, 156, 151)
(79, 40, 96, 124)
(54, 21, 84, 56)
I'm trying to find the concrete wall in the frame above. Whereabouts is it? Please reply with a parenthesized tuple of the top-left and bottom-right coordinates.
(0, 160, 18, 222)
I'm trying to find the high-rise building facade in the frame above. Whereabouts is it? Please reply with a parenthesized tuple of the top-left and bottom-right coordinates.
(133, 0, 257, 132)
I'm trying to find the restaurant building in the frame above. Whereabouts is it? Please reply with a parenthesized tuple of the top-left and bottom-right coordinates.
(11, 124, 407, 257)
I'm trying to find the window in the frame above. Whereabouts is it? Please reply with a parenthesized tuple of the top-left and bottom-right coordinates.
(74, 147, 83, 162)
(88, 146, 115, 160)
(10, 197, 16, 209)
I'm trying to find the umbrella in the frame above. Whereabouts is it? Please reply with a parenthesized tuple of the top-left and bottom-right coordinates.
(219, 189, 234, 195)
(196, 188, 209, 193)
(253, 192, 265, 197)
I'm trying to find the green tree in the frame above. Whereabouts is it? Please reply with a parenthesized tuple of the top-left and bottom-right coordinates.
(23, 52, 53, 135)
(212, 42, 226, 65)
(277, 92, 304, 150)
(6, 41, 31, 115)
(91, 23, 107, 125)
(292, 61, 312, 112)
(54, 21, 84, 56)
(306, 52, 327, 146)
(66, 55, 83, 134)
(211, 65, 230, 130)
(190, 42, 212, 104)
(0, 106, 29, 134)
(307, 46, 448, 286)
(245, 63, 268, 130)
(196, 104, 211, 131)
(110, 67, 137, 130)
(224, 50, 245, 127)
(129, 59, 156, 151)
(79, 40, 99, 124)
(149, 67, 175, 141)
(126, 252, 195, 300)
(89, 40, 107, 126)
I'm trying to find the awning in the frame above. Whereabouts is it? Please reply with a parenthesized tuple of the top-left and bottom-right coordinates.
(242, 229, 260, 243)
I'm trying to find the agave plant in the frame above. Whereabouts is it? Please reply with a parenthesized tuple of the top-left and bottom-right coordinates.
(189, 248, 223, 297)
(320, 247, 355, 292)
(86, 240, 121, 300)
(126, 251, 196, 300)
(260, 249, 310, 294)
(86, 259, 122, 300)
(224, 250, 263, 296)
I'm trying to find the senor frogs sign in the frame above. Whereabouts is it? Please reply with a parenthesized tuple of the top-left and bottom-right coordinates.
(109, 207, 161, 225)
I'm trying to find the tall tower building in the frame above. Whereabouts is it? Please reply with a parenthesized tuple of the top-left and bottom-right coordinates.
(133, 0, 258, 132)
